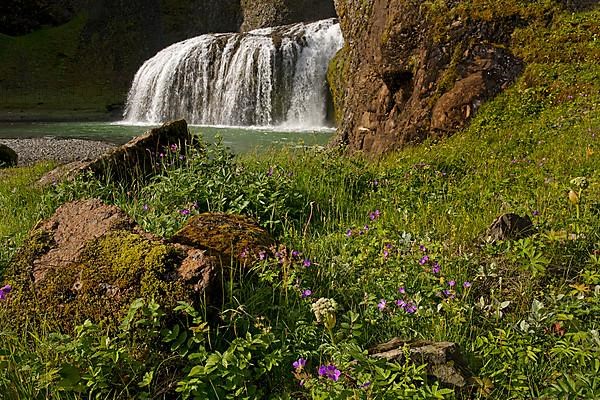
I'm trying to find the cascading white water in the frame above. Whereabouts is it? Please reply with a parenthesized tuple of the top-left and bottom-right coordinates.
(123, 18, 343, 128)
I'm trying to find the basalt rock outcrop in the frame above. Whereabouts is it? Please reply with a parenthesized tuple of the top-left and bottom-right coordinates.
(1, 199, 272, 331)
(330, 0, 525, 155)
(240, 0, 336, 31)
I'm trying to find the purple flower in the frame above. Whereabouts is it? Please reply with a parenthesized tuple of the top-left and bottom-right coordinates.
(360, 381, 371, 388)
(301, 289, 312, 298)
(318, 364, 341, 381)
(398, 287, 406, 294)
(419, 255, 429, 265)
(533, 210, 540, 216)
(267, 167, 274, 177)
(404, 302, 417, 314)
(170, 144, 178, 152)
(180, 209, 190, 216)
(395, 299, 406, 308)
(383, 250, 389, 259)
(291, 250, 300, 258)
(463, 281, 472, 289)
(0, 284, 11, 300)
(419, 245, 427, 252)
(432, 262, 440, 274)
(364, 224, 370, 231)
(385, 243, 393, 249)
(303, 259, 312, 268)
(345, 229, 352, 237)
(448, 280, 456, 287)
(142, 204, 149, 211)
(369, 209, 381, 220)
(378, 299, 387, 310)
(293, 358, 307, 370)
(258, 250, 267, 261)
(239, 248, 249, 259)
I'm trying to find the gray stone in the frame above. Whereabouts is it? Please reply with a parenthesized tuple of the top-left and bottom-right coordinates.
(0, 143, 18, 167)
(370, 338, 471, 388)
(484, 213, 534, 243)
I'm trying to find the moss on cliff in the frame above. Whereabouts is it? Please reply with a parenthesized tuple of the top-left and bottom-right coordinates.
(327, 46, 350, 124)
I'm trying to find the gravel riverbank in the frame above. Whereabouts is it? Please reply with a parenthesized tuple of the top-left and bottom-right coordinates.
(0, 138, 115, 166)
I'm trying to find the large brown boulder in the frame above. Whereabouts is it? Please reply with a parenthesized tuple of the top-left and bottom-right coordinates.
(1, 199, 216, 331)
(331, 0, 524, 155)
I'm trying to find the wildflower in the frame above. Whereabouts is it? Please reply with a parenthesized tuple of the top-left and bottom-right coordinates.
(360, 381, 371, 388)
(463, 281, 472, 289)
(395, 299, 406, 308)
(364, 224, 369, 231)
(180, 208, 190, 216)
(239, 248, 249, 259)
(385, 243, 393, 249)
(318, 364, 341, 381)
(369, 210, 380, 220)
(142, 204, 149, 211)
(179, 155, 185, 160)
(419, 244, 427, 252)
(293, 358, 307, 370)
(568, 190, 579, 205)
(383, 250, 389, 259)
(258, 250, 267, 260)
(533, 210, 540, 216)
(0, 284, 12, 300)
(345, 229, 352, 237)
(267, 167, 274, 177)
(378, 299, 386, 310)
(448, 280, 456, 287)
(303, 259, 312, 267)
(291, 250, 300, 258)
(419, 255, 429, 265)
(301, 289, 312, 298)
(170, 143, 178, 152)
(312, 298, 338, 329)
(404, 302, 417, 314)
(159, 153, 164, 158)
(398, 287, 406, 294)
(432, 262, 440, 274)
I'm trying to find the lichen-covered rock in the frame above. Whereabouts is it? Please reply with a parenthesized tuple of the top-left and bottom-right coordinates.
(171, 212, 275, 263)
(0, 143, 18, 167)
(332, 0, 525, 155)
(370, 338, 472, 388)
(2, 199, 216, 331)
(240, 0, 336, 31)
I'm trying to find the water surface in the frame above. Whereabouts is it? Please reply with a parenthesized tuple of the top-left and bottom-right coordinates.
(0, 121, 333, 153)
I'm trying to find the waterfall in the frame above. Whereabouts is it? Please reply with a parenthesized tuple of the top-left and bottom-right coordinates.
(123, 18, 343, 129)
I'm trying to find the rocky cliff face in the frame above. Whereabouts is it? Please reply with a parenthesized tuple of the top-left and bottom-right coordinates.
(330, 0, 525, 155)
(240, 0, 336, 31)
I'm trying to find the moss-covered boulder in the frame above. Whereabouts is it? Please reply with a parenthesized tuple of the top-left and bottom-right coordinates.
(1, 199, 216, 331)
(0, 144, 18, 167)
(171, 212, 275, 264)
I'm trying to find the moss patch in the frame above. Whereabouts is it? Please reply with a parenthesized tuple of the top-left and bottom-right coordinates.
(3, 230, 193, 331)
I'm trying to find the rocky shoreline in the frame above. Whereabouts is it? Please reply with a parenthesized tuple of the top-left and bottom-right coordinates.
(0, 138, 115, 166)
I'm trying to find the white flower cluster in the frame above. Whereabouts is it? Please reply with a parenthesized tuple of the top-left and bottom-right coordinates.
(311, 297, 338, 326)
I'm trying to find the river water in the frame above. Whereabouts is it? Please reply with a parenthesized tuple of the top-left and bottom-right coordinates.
(0, 121, 333, 153)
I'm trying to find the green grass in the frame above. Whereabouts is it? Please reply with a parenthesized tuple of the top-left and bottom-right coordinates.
(0, 14, 124, 114)
(0, 162, 56, 276)
(0, 4, 599, 400)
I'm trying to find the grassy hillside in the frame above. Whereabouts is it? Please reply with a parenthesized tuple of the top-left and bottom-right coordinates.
(0, 4, 598, 400)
